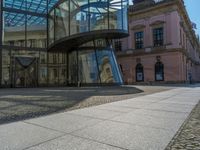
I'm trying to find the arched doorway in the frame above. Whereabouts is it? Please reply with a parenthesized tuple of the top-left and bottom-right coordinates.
(136, 63, 144, 82)
(155, 61, 164, 81)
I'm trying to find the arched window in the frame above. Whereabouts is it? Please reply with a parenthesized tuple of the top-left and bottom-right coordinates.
(155, 61, 164, 81)
(136, 63, 144, 82)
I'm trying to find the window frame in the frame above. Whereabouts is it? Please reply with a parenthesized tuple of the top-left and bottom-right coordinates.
(134, 31, 144, 49)
(153, 27, 163, 47)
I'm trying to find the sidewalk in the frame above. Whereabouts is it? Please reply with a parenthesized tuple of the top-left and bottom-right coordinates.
(0, 86, 199, 150)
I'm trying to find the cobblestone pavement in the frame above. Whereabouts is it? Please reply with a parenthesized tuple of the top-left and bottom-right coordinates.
(166, 101, 200, 150)
(0, 85, 173, 125)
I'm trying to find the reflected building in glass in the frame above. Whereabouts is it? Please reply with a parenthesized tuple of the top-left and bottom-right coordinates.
(0, 0, 128, 87)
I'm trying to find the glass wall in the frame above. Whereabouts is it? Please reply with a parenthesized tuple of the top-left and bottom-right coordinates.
(1, 49, 11, 86)
(70, 0, 89, 35)
(96, 49, 122, 83)
(0, 0, 51, 87)
(2, 49, 40, 87)
(109, 0, 122, 30)
(67, 39, 123, 85)
(68, 51, 78, 84)
(2, 12, 47, 48)
(1, 0, 125, 87)
(39, 51, 48, 85)
(48, 52, 67, 85)
(122, 0, 128, 31)
(3, 12, 26, 47)
(78, 50, 100, 84)
(49, 10, 55, 45)
(55, 2, 69, 40)
(27, 15, 47, 48)
(48, 0, 129, 46)
(90, 0, 108, 31)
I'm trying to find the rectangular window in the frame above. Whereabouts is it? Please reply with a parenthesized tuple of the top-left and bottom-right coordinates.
(135, 31, 143, 49)
(153, 27, 163, 47)
(114, 40, 122, 51)
(53, 69, 58, 78)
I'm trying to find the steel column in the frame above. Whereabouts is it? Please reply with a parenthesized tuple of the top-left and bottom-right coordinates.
(0, 0, 3, 86)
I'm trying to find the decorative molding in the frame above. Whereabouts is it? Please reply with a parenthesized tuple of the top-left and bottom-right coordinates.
(150, 20, 165, 26)
(131, 24, 145, 30)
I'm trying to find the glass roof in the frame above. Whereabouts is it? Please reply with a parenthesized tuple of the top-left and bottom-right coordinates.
(4, 0, 59, 27)
(4, 0, 59, 14)
(3, 0, 127, 27)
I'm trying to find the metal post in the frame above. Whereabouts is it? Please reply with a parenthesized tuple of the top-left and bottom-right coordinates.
(0, 0, 3, 86)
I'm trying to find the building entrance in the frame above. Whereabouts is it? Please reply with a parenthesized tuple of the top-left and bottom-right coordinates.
(12, 56, 38, 87)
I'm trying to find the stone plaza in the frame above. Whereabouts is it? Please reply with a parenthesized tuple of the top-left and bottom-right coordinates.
(0, 85, 199, 150)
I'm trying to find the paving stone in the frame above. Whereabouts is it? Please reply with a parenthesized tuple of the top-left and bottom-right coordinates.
(0, 86, 169, 125)
(111, 111, 186, 131)
(166, 101, 200, 150)
(110, 100, 154, 109)
(26, 112, 102, 133)
(146, 102, 194, 113)
(160, 97, 198, 105)
(68, 107, 124, 119)
(26, 134, 122, 150)
(177, 93, 200, 98)
(95, 103, 137, 113)
(131, 109, 188, 119)
(72, 120, 175, 150)
(128, 96, 165, 102)
(0, 122, 63, 150)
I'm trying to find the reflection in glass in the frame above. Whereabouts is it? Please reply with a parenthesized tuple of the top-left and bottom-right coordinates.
(27, 15, 47, 48)
(3, 11, 26, 46)
(48, 0, 128, 45)
(48, 52, 67, 85)
(96, 49, 122, 84)
(68, 51, 78, 84)
(109, 0, 122, 29)
(14, 57, 37, 87)
(10, 50, 39, 87)
(2, 49, 11, 86)
(122, 0, 128, 31)
(1, 0, 127, 87)
(49, 10, 55, 45)
(70, 0, 89, 35)
(55, 2, 69, 40)
(4, 0, 47, 13)
(39, 51, 47, 85)
(78, 50, 100, 84)
(90, 0, 108, 31)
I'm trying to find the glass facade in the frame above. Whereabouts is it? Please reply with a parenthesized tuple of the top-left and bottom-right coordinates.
(0, 0, 128, 87)
(67, 40, 123, 85)
(48, 0, 128, 46)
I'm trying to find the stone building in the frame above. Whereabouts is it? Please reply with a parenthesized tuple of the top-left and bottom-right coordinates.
(117, 0, 200, 84)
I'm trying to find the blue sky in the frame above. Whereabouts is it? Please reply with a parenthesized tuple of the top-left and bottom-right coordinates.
(184, 0, 200, 36)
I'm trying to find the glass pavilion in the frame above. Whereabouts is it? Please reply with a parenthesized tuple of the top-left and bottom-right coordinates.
(0, 0, 128, 87)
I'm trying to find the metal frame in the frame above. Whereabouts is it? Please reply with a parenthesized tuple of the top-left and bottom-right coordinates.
(0, 0, 3, 86)
(48, 0, 128, 50)
(0, 0, 128, 87)
(0, 0, 53, 87)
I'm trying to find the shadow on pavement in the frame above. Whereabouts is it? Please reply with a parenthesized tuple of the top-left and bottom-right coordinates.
(0, 86, 143, 125)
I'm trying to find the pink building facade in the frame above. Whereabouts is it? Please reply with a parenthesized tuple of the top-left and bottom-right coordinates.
(117, 0, 200, 84)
